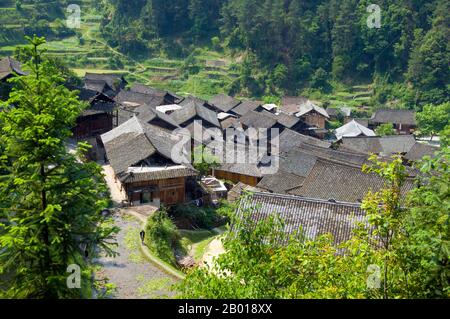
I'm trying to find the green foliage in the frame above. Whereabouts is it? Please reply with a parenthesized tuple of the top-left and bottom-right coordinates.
(192, 145, 220, 177)
(417, 103, 450, 138)
(145, 208, 182, 266)
(178, 154, 450, 299)
(375, 123, 396, 137)
(172, 204, 225, 230)
(0, 37, 118, 298)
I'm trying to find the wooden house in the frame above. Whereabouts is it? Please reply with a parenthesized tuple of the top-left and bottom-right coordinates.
(74, 88, 117, 139)
(101, 116, 197, 206)
(84, 73, 128, 97)
(370, 109, 417, 134)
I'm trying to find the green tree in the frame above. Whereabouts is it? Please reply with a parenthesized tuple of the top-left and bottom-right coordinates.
(375, 123, 396, 136)
(417, 103, 450, 139)
(0, 37, 117, 298)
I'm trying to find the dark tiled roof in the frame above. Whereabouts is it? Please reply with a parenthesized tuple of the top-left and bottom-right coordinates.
(130, 84, 167, 97)
(239, 111, 278, 129)
(130, 84, 183, 103)
(220, 116, 239, 130)
(0, 57, 27, 80)
(236, 192, 369, 245)
(209, 93, 241, 112)
(101, 116, 189, 175)
(227, 182, 264, 202)
(84, 73, 127, 91)
(115, 90, 166, 108)
(263, 111, 300, 128)
(341, 135, 417, 156)
(231, 100, 262, 116)
(288, 159, 415, 203)
(371, 109, 416, 126)
(170, 100, 220, 128)
(257, 171, 305, 194)
(278, 129, 331, 152)
(355, 118, 370, 127)
(119, 166, 197, 183)
(404, 143, 439, 161)
(134, 104, 180, 129)
(104, 131, 156, 174)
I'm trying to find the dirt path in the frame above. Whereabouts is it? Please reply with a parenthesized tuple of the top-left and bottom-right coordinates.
(102, 164, 127, 206)
(95, 214, 177, 299)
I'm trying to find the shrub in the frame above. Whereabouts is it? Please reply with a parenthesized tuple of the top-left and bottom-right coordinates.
(145, 209, 182, 266)
(172, 204, 225, 230)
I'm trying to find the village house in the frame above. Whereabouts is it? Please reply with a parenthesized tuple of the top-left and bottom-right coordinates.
(73, 88, 118, 139)
(370, 109, 417, 134)
(287, 159, 415, 203)
(334, 119, 376, 140)
(84, 73, 128, 97)
(235, 192, 370, 245)
(101, 116, 197, 206)
(326, 106, 353, 123)
(230, 100, 262, 117)
(281, 97, 330, 138)
(209, 93, 241, 113)
(130, 83, 183, 105)
(339, 135, 439, 161)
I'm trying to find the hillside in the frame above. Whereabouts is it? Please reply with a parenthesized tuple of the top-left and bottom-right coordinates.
(0, 0, 240, 99)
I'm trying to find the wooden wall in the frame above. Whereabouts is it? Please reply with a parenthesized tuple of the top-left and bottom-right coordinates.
(126, 177, 186, 206)
(301, 111, 326, 129)
(74, 113, 113, 139)
(214, 170, 260, 187)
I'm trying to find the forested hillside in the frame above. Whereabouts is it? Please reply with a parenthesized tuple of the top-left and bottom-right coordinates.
(101, 0, 449, 108)
(0, 0, 448, 107)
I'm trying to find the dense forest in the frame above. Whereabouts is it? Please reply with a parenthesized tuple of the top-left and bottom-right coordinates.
(100, 0, 449, 107)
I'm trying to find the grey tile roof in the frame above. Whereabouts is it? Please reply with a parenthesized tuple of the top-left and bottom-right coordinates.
(231, 100, 262, 116)
(341, 135, 417, 156)
(227, 182, 264, 202)
(115, 89, 166, 108)
(170, 100, 220, 128)
(404, 142, 439, 161)
(263, 111, 300, 128)
(101, 117, 190, 175)
(209, 93, 241, 112)
(288, 159, 415, 203)
(84, 73, 127, 91)
(281, 96, 309, 115)
(239, 111, 278, 129)
(134, 104, 180, 129)
(278, 129, 331, 152)
(371, 109, 416, 126)
(130, 84, 183, 103)
(104, 132, 156, 174)
(0, 57, 27, 80)
(236, 192, 369, 245)
(257, 171, 305, 194)
(335, 120, 376, 140)
(119, 166, 197, 183)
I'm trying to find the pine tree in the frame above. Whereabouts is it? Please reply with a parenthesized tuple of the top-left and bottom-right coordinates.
(0, 37, 117, 298)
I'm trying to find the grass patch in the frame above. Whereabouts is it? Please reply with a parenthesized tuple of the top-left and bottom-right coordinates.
(179, 229, 219, 262)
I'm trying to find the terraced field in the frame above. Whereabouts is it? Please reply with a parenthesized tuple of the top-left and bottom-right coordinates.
(0, 0, 239, 99)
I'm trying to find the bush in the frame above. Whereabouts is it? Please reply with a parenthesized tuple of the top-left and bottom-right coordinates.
(172, 204, 225, 230)
(145, 209, 182, 266)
